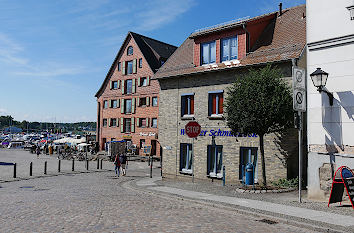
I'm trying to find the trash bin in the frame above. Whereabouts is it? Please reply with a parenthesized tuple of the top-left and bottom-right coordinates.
(245, 163, 254, 185)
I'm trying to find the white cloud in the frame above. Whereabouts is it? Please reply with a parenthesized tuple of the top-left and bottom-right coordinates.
(0, 33, 28, 65)
(0, 108, 8, 115)
(135, 0, 196, 31)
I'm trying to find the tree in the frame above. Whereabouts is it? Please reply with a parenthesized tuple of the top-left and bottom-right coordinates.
(225, 65, 293, 187)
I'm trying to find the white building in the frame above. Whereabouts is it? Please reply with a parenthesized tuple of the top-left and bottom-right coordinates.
(307, 0, 354, 198)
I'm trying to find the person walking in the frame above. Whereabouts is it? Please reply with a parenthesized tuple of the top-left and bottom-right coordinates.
(36, 145, 40, 159)
(120, 153, 128, 176)
(114, 153, 121, 177)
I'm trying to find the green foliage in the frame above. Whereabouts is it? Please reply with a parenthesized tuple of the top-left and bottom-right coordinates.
(272, 177, 299, 188)
(225, 65, 293, 136)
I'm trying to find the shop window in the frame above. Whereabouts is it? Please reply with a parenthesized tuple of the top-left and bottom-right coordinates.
(181, 94, 194, 117)
(103, 100, 108, 109)
(180, 143, 193, 173)
(207, 145, 223, 178)
(208, 91, 223, 117)
(139, 58, 142, 68)
(151, 118, 157, 128)
(201, 41, 216, 65)
(103, 119, 107, 127)
(239, 147, 258, 182)
(127, 46, 133, 55)
(152, 97, 158, 106)
(221, 36, 238, 61)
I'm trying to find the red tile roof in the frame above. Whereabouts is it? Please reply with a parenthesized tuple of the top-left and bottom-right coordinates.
(155, 4, 306, 79)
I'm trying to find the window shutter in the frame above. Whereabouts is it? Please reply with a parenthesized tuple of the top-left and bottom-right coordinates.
(120, 118, 124, 133)
(117, 80, 120, 89)
(146, 118, 149, 128)
(121, 99, 125, 113)
(121, 80, 125, 94)
(181, 96, 185, 116)
(147, 76, 150, 85)
(132, 98, 135, 114)
(137, 117, 140, 127)
(116, 118, 119, 127)
(122, 61, 126, 75)
(137, 77, 141, 87)
(219, 94, 224, 114)
(117, 98, 120, 108)
(146, 96, 150, 106)
(208, 94, 212, 116)
(110, 81, 112, 89)
(136, 97, 140, 107)
(191, 96, 194, 114)
(109, 100, 112, 108)
(133, 59, 137, 73)
(132, 79, 136, 93)
(131, 117, 135, 133)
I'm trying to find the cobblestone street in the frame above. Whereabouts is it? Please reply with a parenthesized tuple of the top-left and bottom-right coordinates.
(0, 157, 317, 233)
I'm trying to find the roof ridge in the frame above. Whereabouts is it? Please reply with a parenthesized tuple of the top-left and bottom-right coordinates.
(129, 31, 177, 49)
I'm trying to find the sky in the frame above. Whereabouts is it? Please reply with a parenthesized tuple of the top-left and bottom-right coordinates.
(0, 0, 305, 123)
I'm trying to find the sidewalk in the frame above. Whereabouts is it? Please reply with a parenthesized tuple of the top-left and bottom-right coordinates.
(135, 176, 354, 232)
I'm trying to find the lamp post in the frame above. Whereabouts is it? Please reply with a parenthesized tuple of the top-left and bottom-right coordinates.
(310, 68, 333, 106)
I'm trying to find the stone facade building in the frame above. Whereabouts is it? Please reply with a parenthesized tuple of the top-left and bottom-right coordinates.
(155, 5, 306, 184)
(95, 32, 176, 156)
(306, 0, 354, 199)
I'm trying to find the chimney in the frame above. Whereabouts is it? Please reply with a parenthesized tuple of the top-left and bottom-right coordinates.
(279, 2, 283, 16)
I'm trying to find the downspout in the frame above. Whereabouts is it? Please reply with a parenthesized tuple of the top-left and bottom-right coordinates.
(242, 24, 250, 53)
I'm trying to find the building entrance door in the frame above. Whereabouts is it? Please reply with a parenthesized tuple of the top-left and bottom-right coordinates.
(239, 147, 258, 183)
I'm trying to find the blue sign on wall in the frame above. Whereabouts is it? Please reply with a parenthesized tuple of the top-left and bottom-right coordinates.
(180, 129, 257, 138)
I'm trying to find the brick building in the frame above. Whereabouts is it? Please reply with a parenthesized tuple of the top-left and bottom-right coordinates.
(155, 5, 307, 184)
(95, 32, 177, 156)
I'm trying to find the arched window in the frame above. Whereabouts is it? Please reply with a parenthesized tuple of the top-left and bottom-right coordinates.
(127, 46, 133, 55)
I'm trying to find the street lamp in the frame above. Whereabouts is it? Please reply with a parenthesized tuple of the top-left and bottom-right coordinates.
(310, 68, 333, 106)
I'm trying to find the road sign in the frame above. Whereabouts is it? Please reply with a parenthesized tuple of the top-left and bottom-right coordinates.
(185, 121, 201, 138)
(293, 67, 306, 112)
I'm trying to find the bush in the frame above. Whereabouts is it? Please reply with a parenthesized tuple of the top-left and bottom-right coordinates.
(272, 177, 298, 188)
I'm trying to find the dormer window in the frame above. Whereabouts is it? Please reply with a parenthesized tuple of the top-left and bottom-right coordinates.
(201, 41, 216, 65)
(221, 36, 238, 61)
(127, 46, 133, 55)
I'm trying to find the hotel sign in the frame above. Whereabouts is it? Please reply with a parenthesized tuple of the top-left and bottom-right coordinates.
(180, 128, 257, 138)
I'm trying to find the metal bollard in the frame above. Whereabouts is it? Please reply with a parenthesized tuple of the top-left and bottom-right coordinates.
(13, 163, 16, 178)
(44, 161, 47, 175)
(72, 158, 75, 171)
(30, 162, 33, 176)
(97, 159, 99, 169)
(222, 165, 226, 186)
(58, 160, 61, 172)
(86, 159, 89, 170)
(100, 159, 103, 170)
(150, 156, 153, 178)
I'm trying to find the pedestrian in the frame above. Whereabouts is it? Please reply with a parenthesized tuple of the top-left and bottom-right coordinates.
(36, 145, 40, 159)
(114, 153, 121, 177)
(120, 153, 128, 176)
